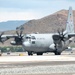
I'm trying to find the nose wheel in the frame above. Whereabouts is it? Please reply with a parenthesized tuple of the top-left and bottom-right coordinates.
(28, 52, 33, 56)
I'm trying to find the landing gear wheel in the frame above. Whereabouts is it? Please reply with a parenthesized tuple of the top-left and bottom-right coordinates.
(28, 52, 33, 56)
(54, 51, 61, 55)
(37, 52, 43, 55)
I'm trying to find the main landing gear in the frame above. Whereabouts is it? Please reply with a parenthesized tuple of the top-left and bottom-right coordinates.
(37, 52, 43, 55)
(28, 52, 43, 56)
(54, 50, 61, 55)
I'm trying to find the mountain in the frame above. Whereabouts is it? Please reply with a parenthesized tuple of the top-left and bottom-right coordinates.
(0, 20, 28, 31)
(20, 10, 75, 33)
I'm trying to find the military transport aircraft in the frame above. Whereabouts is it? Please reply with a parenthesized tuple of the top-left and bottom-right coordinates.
(0, 7, 75, 55)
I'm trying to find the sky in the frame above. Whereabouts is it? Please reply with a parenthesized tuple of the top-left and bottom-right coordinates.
(0, 0, 75, 22)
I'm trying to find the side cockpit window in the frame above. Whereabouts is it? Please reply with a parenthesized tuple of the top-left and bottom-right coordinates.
(31, 36, 36, 40)
(26, 37, 31, 39)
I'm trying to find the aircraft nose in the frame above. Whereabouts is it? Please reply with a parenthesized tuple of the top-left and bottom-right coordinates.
(23, 42, 31, 47)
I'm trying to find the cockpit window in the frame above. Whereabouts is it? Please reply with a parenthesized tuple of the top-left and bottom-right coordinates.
(31, 36, 36, 39)
(26, 37, 31, 39)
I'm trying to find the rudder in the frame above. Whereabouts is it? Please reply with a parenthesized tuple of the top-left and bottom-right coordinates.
(66, 7, 74, 33)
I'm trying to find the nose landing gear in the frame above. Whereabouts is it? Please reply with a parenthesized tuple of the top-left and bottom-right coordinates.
(28, 52, 33, 56)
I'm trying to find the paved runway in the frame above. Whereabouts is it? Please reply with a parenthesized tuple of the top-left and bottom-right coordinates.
(0, 55, 75, 62)
(0, 52, 75, 75)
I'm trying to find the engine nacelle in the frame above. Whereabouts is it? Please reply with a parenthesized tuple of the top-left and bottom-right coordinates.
(65, 47, 72, 51)
(49, 44, 55, 50)
(69, 37, 74, 43)
(10, 41, 16, 45)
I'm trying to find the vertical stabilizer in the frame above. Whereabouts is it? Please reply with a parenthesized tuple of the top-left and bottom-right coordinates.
(66, 7, 74, 33)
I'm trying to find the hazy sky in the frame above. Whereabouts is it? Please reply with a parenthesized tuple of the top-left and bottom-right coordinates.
(0, 0, 75, 22)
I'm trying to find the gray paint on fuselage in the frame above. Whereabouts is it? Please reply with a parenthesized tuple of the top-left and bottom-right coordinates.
(23, 33, 72, 53)
(23, 34, 54, 53)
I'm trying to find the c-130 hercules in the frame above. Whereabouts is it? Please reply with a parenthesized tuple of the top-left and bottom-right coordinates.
(0, 7, 75, 55)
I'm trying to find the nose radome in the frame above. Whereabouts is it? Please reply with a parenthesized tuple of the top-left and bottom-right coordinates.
(23, 42, 31, 47)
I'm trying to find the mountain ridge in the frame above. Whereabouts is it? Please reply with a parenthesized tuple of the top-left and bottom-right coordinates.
(19, 9, 75, 34)
(0, 20, 28, 31)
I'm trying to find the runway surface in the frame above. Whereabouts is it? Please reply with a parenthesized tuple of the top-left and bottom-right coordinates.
(0, 52, 75, 75)
(0, 55, 75, 62)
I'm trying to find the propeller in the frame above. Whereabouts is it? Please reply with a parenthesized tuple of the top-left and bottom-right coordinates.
(14, 26, 24, 45)
(53, 29, 66, 42)
(16, 26, 24, 38)
(52, 29, 66, 55)
(52, 28, 66, 49)
(57, 29, 65, 42)
(0, 32, 4, 43)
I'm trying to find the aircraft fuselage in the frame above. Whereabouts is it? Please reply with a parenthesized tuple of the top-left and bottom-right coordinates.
(22, 34, 69, 55)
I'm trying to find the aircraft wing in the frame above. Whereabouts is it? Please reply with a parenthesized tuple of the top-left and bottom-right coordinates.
(52, 33, 75, 41)
(1, 34, 18, 42)
(0, 26, 24, 44)
(1, 34, 24, 40)
(1, 35, 17, 38)
(68, 33, 75, 37)
(1, 34, 24, 45)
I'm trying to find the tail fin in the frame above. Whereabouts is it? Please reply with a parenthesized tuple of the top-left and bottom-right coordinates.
(66, 7, 74, 33)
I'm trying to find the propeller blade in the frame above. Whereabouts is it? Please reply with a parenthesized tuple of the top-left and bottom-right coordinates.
(0, 40, 4, 44)
(20, 26, 24, 37)
(16, 26, 24, 37)
(16, 27, 19, 30)
(16, 30, 20, 37)
(57, 29, 60, 35)
(20, 26, 24, 31)
(61, 29, 64, 35)
(20, 30, 23, 37)
(0, 32, 4, 36)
